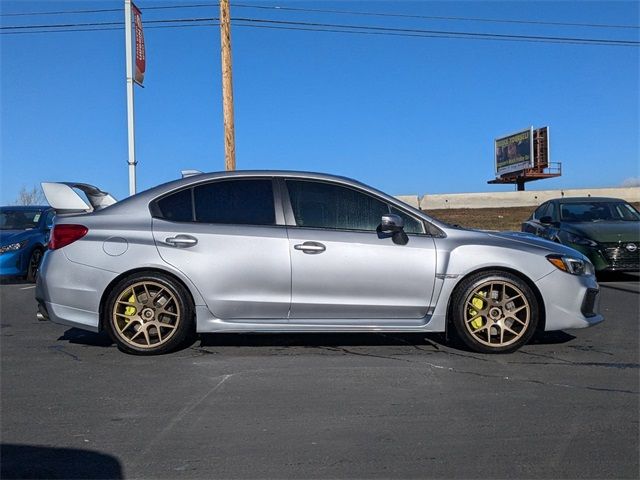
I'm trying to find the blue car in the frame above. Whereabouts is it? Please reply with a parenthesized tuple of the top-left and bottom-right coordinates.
(0, 206, 54, 282)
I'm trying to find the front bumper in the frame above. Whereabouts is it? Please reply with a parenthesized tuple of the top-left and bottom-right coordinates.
(0, 249, 28, 277)
(569, 242, 640, 272)
(535, 269, 603, 331)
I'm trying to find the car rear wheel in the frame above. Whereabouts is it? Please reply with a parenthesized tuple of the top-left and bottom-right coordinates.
(451, 271, 538, 354)
(105, 272, 194, 355)
(26, 248, 44, 283)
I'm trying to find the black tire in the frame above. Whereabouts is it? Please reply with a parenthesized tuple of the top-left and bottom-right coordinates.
(450, 270, 539, 354)
(26, 248, 44, 283)
(104, 272, 194, 355)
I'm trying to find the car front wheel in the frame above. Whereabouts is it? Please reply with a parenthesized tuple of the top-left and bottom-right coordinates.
(105, 272, 194, 355)
(451, 271, 539, 354)
(26, 248, 44, 283)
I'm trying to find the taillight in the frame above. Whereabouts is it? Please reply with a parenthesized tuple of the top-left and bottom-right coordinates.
(49, 224, 88, 250)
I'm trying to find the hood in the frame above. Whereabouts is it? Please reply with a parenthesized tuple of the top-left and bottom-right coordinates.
(0, 229, 36, 246)
(563, 221, 640, 243)
(489, 231, 583, 258)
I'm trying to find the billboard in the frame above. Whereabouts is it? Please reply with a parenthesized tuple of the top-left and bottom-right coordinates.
(495, 127, 534, 176)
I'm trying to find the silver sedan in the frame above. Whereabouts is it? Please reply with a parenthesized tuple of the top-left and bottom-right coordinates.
(36, 171, 603, 355)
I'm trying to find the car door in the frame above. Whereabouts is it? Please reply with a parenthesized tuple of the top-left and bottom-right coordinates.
(282, 178, 437, 323)
(152, 178, 291, 321)
(538, 202, 559, 241)
(523, 203, 547, 235)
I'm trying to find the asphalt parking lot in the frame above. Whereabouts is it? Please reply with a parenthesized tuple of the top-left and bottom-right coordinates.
(1, 274, 638, 479)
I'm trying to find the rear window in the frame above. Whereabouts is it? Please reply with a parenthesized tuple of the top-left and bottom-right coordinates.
(156, 189, 193, 222)
(194, 179, 275, 225)
(154, 179, 276, 226)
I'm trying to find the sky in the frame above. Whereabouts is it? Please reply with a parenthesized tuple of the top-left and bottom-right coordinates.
(1, 0, 639, 204)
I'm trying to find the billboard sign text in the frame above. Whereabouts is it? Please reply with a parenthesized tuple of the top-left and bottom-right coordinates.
(495, 127, 534, 176)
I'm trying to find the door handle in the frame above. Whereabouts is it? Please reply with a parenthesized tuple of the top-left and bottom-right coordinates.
(294, 241, 326, 254)
(165, 235, 198, 248)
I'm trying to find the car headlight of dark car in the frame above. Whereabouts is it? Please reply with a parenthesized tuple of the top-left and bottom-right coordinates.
(547, 254, 595, 276)
(0, 240, 28, 254)
(564, 232, 598, 247)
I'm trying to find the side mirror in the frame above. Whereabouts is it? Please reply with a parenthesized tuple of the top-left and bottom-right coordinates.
(380, 214, 404, 233)
(539, 216, 553, 225)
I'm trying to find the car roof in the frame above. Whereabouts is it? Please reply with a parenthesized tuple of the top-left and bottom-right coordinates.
(115, 170, 384, 207)
(97, 169, 449, 230)
(153, 170, 362, 190)
(0, 205, 51, 211)
(551, 197, 628, 204)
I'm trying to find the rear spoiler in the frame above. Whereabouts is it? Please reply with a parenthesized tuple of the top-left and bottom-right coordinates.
(41, 182, 117, 213)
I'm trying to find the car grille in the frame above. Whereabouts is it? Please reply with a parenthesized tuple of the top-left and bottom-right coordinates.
(581, 289, 599, 317)
(601, 242, 640, 270)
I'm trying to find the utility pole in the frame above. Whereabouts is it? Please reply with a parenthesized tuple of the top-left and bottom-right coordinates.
(219, 0, 236, 170)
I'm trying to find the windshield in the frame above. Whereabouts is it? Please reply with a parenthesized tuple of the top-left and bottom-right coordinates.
(0, 209, 43, 230)
(560, 201, 640, 222)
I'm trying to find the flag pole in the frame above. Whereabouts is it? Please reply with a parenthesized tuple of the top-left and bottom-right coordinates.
(124, 0, 137, 195)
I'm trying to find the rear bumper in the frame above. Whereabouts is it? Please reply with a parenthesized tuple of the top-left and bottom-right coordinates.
(36, 250, 117, 332)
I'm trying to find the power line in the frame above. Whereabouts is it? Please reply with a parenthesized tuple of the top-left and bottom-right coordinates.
(0, 17, 217, 30)
(232, 23, 632, 47)
(2, 1, 638, 31)
(1, 21, 635, 47)
(0, 4, 218, 17)
(232, 17, 639, 46)
(0, 23, 221, 36)
(0, 7, 121, 17)
(1, 16, 638, 47)
(231, 3, 640, 30)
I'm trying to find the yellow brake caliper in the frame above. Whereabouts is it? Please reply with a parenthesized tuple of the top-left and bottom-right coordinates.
(124, 293, 137, 318)
(469, 291, 486, 330)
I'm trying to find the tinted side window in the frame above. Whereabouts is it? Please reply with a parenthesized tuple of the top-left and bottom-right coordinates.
(390, 207, 425, 234)
(547, 203, 556, 221)
(533, 203, 547, 220)
(286, 180, 389, 231)
(156, 188, 193, 222)
(194, 179, 275, 225)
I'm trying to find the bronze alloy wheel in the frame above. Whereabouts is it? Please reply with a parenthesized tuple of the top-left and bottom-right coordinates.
(451, 271, 538, 354)
(111, 280, 181, 349)
(463, 280, 530, 348)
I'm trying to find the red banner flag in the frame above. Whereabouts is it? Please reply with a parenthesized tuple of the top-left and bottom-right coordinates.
(132, 3, 145, 85)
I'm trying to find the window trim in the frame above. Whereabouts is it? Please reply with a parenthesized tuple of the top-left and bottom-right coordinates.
(279, 178, 429, 235)
(150, 177, 285, 227)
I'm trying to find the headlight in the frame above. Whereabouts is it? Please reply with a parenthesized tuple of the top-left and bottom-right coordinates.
(0, 240, 28, 254)
(564, 232, 598, 247)
(547, 254, 595, 276)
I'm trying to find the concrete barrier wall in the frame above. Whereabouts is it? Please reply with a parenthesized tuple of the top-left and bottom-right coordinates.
(394, 195, 421, 209)
(405, 187, 640, 210)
